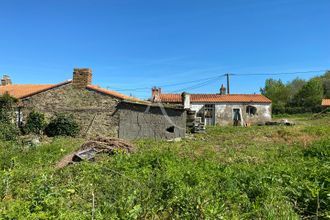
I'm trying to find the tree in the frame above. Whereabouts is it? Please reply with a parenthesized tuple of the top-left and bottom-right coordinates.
(293, 78, 324, 112)
(287, 78, 306, 100)
(321, 71, 330, 98)
(261, 79, 290, 114)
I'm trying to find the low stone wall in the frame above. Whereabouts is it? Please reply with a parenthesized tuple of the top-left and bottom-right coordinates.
(118, 102, 186, 140)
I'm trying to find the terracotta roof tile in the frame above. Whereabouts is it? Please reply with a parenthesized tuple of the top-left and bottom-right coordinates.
(321, 99, 330, 106)
(159, 93, 272, 103)
(0, 84, 56, 99)
(0, 81, 140, 102)
(86, 85, 140, 101)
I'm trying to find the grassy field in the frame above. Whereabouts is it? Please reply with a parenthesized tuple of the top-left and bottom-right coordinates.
(0, 114, 329, 219)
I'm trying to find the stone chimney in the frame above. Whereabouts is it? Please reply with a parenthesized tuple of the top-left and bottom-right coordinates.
(220, 84, 226, 95)
(1, 75, 12, 86)
(72, 68, 92, 89)
(151, 87, 161, 102)
(182, 92, 191, 109)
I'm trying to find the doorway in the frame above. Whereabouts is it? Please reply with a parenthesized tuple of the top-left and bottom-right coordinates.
(233, 108, 242, 126)
(204, 104, 215, 126)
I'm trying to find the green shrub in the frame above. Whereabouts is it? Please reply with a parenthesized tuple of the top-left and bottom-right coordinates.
(24, 111, 46, 135)
(44, 114, 80, 137)
(0, 94, 17, 123)
(0, 122, 19, 141)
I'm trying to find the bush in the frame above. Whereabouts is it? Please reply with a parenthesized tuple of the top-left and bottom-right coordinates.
(24, 111, 46, 135)
(0, 94, 17, 123)
(0, 122, 19, 141)
(44, 114, 80, 137)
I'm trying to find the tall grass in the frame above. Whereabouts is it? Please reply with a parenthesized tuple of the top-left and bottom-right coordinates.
(0, 116, 329, 219)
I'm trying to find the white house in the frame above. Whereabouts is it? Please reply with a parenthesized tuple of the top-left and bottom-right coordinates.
(151, 85, 272, 126)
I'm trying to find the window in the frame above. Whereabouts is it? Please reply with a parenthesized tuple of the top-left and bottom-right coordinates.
(15, 108, 23, 126)
(246, 105, 257, 116)
(204, 104, 214, 118)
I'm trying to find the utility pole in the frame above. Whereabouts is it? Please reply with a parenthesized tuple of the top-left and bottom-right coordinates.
(226, 73, 230, 94)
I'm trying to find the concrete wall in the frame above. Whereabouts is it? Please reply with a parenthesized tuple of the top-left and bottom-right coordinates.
(118, 102, 186, 140)
(21, 84, 121, 137)
(215, 103, 271, 125)
(190, 104, 204, 113)
(190, 102, 271, 126)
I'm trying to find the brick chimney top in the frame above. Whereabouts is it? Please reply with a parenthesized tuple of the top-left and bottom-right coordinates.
(151, 87, 161, 102)
(220, 84, 226, 95)
(73, 68, 92, 89)
(1, 75, 12, 86)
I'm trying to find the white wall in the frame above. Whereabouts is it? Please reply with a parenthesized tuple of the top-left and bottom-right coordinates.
(190, 102, 272, 126)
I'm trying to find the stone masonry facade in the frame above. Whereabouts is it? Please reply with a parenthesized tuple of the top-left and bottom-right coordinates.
(21, 83, 121, 137)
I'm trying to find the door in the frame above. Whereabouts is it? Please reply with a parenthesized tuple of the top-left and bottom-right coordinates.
(204, 104, 215, 126)
(233, 108, 242, 126)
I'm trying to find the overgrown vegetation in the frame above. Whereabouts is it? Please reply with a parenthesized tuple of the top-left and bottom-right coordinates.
(0, 114, 329, 219)
(0, 94, 19, 141)
(0, 122, 19, 141)
(44, 114, 80, 137)
(261, 70, 330, 114)
(24, 111, 47, 135)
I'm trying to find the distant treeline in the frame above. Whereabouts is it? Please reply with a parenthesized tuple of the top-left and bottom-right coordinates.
(261, 71, 330, 114)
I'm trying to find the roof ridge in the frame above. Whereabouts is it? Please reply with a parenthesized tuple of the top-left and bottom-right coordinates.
(86, 85, 141, 102)
(159, 93, 271, 103)
(18, 80, 72, 99)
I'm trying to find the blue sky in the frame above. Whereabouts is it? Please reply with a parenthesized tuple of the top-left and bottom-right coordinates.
(0, 0, 329, 99)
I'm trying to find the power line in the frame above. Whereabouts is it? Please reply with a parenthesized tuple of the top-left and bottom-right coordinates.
(169, 75, 225, 93)
(231, 69, 327, 76)
(110, 74, 225, 92)
(107, 69, 328, 93)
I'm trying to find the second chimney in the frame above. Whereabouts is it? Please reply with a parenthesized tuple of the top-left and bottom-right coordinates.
(72, 68, 92, 89)
(1, 75, 12, 86)
(220, 84, 226, 95)
(151, 87, 162, 102)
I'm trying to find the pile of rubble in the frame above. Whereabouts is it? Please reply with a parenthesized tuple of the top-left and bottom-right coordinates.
(56, 137, 134, 169)
(261, 119, 295, 126)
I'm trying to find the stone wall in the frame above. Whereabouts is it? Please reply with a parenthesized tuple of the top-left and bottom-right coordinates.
(118, 102, 186, 140)
(21, 84, 121, 137)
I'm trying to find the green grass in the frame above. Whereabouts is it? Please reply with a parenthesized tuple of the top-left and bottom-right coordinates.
(0, 115, 329, 219)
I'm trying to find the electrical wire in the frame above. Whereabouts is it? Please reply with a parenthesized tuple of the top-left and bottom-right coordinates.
(109, 74, 225, 92)
(231, 69, 327, 76)
(169, 75, 226, 93)
(107, 69, 328, 92)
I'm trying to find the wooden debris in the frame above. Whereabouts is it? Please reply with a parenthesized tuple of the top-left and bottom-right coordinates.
(56, 137, 134, 169)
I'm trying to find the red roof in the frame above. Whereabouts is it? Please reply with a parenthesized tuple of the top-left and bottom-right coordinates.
(0, 83, 63, 99)
(321, 99, 330, 106)
(0, 81, 139, 101)
(86, 85, 140, 102)
(159, 93, 271, 103)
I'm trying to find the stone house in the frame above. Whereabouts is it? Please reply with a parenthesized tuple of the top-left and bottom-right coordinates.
(0, 69, 186, 139)
(151, 85, 272, 126)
